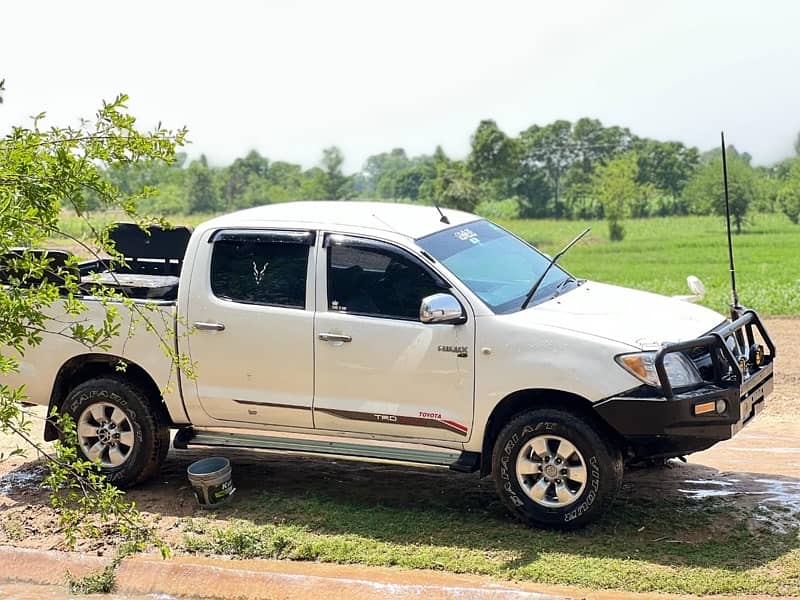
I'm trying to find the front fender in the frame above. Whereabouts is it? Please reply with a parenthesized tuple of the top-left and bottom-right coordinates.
(468, 317, 640, 453)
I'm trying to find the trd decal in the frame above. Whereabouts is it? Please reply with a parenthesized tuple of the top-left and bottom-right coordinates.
(316, 407, 468, 436)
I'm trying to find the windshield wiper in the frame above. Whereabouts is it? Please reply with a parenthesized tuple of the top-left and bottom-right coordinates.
(520, 227, 590, 310)
(553, 276, 577, 294)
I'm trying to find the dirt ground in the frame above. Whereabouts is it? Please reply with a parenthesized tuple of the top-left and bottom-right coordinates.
(0, 318, 798, 553)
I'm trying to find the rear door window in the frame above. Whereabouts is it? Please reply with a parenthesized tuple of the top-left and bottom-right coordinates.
(210, 231, 313, 309)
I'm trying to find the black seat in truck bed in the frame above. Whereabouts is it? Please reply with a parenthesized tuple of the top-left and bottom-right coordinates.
(1, 223, 192, 301)
(80, 223, 192, 301)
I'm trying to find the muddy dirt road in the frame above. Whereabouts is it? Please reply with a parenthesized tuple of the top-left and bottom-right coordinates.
(0, 319, 798, 553)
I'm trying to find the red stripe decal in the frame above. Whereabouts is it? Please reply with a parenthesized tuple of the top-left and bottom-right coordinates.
(440, 419, 468, 433)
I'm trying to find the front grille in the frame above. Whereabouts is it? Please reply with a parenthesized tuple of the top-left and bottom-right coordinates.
(687, 324, 737, 382)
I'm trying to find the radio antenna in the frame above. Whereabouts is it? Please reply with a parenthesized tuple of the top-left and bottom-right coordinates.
(433, 200, 450, 224)
(720, 132, 740, 314)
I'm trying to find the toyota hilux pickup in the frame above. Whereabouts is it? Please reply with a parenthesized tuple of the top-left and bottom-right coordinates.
(4, 201, 775, 528)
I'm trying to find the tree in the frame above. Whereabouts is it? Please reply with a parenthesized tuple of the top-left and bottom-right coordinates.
(571, 118, 634, 174)
(221, 150, 270, 209)
(0, 93, 185, 553)
(393, 162, 434, 201)
(634, 139, 700, 196)
(361, 148, 409, 197)
(320, 146, 352, 199)
(467, 120, 518, 188)
(795, 131, 800, 157)
(186, 156, 218, 213)
(779, 158, 800, 224)
(519, 121, 575, 218)
(434, 162, 480, 213)
(591, 152, 640, 241)
(683, 153, 757, 233)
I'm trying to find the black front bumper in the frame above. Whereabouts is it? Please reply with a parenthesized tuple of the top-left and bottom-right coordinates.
(595, 310, 775, 460)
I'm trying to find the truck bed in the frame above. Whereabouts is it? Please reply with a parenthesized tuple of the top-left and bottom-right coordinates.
(1, 222, 191, 301)
(78, 259, 181, 301)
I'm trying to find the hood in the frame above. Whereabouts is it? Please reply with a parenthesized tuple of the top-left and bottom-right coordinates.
(509, 281, 726, 350)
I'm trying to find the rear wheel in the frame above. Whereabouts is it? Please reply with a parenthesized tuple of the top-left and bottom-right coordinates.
(492, 408, 622, 529)
(62, 376, 169, 488)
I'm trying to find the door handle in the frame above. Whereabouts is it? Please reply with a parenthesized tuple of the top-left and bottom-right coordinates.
(193, 321, 226, 332)
(318, 332, 352, 343)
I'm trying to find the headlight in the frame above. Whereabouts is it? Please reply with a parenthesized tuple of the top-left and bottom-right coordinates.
(616, 351, 703, 388)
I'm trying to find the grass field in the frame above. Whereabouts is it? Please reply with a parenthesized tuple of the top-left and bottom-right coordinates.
(178, 475, 800, 596)
(54, 211, 800, 315)
(497, 213, 800, 317)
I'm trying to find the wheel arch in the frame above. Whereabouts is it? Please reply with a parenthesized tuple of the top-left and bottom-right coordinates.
(44, 353, 169, 441)
(479, 388, 623, 477)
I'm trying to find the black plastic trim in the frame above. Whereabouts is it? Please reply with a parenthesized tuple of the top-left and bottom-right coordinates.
(595, 361, 773, 460)
(209, 229, 316, 245)
(655, 310, 775, 398)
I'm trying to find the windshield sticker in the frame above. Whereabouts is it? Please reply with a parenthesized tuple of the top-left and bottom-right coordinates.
(454, 228, 480, 244)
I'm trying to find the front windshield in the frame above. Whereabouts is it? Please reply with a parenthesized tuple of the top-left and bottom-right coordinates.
(417, 220, 572, 314)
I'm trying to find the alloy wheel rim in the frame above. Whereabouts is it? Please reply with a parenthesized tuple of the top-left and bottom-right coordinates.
(77, 402, 135, 468)
(515, 434, 588, 508)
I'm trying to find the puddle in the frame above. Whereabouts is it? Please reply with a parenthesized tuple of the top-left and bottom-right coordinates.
(0, 465, 46, 495)
(752, 478, 800, 512)
(677, 475, 800, 531)
(0, 583, 183, 599)
(678, 479, 740, 498)
(683, 479, 733, 486)
(753, 504, 800, 534)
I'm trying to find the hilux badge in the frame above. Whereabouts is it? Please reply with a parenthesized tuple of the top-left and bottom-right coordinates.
(438, 345, 468, 357)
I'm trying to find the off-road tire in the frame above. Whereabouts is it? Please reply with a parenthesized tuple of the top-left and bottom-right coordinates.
(62, 376, 170, 488)
(491, 408, 622, 529)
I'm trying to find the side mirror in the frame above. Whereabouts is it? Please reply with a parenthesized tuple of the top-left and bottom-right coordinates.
(687, 275, 706, 299)
(420, 293, 465, 324)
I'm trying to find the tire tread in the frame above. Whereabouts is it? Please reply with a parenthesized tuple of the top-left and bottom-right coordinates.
(64, 375, 169, 488)
(491, 407, 623, 529)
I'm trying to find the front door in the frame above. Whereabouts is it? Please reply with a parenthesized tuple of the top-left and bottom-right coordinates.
(184, 228, 316, 428)
(313, 233, 475, 443)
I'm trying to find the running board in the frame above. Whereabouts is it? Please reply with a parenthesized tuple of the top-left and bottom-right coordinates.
(174, 427, 479, 472)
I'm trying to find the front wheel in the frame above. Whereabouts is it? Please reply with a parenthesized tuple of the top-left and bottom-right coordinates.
(62, 376, 170, 488)
(492, 408, 622, 529)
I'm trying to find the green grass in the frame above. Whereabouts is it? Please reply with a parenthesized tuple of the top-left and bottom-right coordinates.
(498, 213, 800, 316)
(180, 490, 800, 596)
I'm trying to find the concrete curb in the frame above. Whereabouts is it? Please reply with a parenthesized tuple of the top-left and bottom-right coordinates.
(118, 555, 570, 599)
(2, 546, 795, 600)
(0, 546, 569, 600)
(0, 546, 111, 585)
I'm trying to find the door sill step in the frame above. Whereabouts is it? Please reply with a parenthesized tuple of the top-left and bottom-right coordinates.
(173, 427, 478, 471)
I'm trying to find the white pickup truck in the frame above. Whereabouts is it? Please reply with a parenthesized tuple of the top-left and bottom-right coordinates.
(7, 202, 775, 528)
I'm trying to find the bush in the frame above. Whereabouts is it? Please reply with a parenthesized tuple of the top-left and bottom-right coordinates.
(564, 195, 603, 219)
(608, 219, 625, 241)
(780, 188, 800, 224)
(646, 193, 688, 217)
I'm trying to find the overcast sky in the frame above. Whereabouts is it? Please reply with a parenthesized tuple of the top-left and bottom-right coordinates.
(1, 1, 798, 170)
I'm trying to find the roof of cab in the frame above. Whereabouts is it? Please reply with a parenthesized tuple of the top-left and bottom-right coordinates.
(200, 201, 479, 240)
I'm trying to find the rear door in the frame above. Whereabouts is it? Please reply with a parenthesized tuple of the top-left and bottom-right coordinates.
(313, 233, 475, 442)
(184, 229, 315, 428)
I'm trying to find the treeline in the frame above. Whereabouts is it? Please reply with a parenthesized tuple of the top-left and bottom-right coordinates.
(97, 118, 800, 239)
